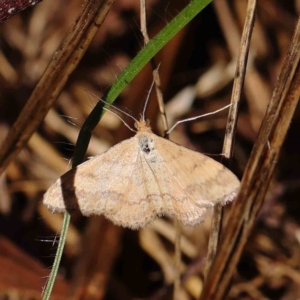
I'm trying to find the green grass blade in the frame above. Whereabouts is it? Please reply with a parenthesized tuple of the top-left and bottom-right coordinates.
(43, 212, 70, 300)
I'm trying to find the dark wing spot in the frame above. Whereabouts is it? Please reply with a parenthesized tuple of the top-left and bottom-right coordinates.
(142, 142, 151, 154)
(139, 137, 154, 154)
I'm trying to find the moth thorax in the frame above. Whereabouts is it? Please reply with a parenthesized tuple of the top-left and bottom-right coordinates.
(134, 119, 152, 132)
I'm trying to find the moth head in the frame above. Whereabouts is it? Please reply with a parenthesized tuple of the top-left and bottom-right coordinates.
(134, 119, 152, 132)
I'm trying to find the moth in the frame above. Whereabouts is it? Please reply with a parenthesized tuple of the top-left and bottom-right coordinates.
(44, 116, 240, 229)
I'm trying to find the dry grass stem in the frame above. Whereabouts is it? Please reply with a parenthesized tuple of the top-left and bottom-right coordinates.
(204, 0, 257, 280)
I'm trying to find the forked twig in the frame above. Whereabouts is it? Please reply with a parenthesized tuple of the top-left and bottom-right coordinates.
(204, 0, 257, 280)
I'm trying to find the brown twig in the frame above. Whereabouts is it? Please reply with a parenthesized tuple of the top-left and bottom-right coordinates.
(0, 0, 115, 176)
(200, 16, 300, 300)
(204, 0, 257, 280)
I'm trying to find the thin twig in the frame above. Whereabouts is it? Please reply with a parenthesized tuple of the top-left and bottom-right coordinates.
(140, 0, 150, 44)
(204, 0, 257, 281)
(203, 204, 223, 278)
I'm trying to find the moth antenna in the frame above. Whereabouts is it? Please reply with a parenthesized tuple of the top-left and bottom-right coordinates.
(66, 119, 80, 129)
(166, 103, 233, 135)
(103, 107, 137, 133)
(87, 90, 139, 123)
(142, 77, 156, 121)
(59, 114, 78, 120)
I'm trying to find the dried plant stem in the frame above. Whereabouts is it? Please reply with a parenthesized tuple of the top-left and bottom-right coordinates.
(222, 0, 257, 157)
(140, 0, 150, 44)
(200, 16, 300, 300)
(204, 0, 257, 280)
(204, 204, 223, 278)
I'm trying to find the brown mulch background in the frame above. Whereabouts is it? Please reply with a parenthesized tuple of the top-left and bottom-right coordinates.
(0, 1, 299, 299)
